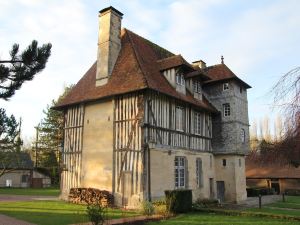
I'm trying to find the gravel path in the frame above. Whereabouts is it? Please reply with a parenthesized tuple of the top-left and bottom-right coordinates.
(0, 194, 58, 202)
(0, 214, 36, 225)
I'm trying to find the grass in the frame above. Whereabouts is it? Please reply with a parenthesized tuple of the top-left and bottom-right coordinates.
(0, 187, 60, 196)
(146, 212, 300, 225)
(246, 196, 300, 217)
(148, 196, 300, 225)
(0, 200, 139, 225)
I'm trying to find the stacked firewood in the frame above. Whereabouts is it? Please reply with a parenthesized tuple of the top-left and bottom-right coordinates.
(68, 188, 114, 207)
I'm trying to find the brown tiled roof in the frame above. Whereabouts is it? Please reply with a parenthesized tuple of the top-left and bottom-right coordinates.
(246, 161, 300, 179)
(203, 64, 251, 88)
(185, 69, 211, 81)
(157, 55, 194, 71)
(55, 29, 216, 112)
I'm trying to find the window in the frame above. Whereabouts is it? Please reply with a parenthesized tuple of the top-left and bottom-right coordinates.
(193, 80, 201, 93)
(240, 86, 243, 93)
(176, 73, 185, 86)
(21, 175, 29, 183)
(223, 83, 229, 91)
(196, 158, 203, 188)
(194, 111, 202, 135)
(239, 158, 242, 167)
(222, 159, 226, 166)
(223, 103, 230, 117)
(210, 155, 213, 168)
(175, 156, 186, 188)
(176, 106, 184, 131)
(240, 129, 245, 143)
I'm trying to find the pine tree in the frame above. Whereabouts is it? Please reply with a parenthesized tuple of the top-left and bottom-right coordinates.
(0, 40, 52, 100)
(0, 40, 51, 177)
(0, 109, 22, 177)
(37, 85, 73, 183)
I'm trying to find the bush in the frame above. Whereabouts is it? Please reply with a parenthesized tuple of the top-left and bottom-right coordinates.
(193, 198, 219, 209)
(285, 189, 300, 196)
(140, 201, 155, 216)
(86, 203, 106, 225)
(165, 189, 192, 213)
(246, 187, 275, 197)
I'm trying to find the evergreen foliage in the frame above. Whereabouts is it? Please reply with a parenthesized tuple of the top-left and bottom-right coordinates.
(37, 85, 73, 183)
(0, 108, 23, 177)
(0, 40, 52, 100)
(165, 189, 192, 213)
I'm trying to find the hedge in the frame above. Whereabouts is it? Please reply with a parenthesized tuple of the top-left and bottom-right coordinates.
(165, 189, 192, 213)
(285, 189, 300, 196)
(247, 187, 275, 197)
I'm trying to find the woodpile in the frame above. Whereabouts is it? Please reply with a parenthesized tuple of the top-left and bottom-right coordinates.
(68, 188, 114, 207)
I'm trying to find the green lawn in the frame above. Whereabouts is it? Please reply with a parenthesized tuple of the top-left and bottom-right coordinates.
(147, 212, 300, 225)
(247, 196, 300, 217)
(0, 187, 60, 196)
(0, 200, 139, 225)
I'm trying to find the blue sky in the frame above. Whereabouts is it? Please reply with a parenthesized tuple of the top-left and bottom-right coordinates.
(0, 0, 299, 142)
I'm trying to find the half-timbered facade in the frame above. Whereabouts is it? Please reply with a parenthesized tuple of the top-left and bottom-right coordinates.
(54, 6, 251, 207)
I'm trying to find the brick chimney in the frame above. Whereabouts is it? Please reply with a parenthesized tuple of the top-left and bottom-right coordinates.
(192, 60, 206, 69)
(96, 6, 123, 87)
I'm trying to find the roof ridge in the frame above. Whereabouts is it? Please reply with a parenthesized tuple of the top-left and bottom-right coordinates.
(125, 29, 149, 88)
(124, 28, 175, 58)
(157, 54, 181, 62)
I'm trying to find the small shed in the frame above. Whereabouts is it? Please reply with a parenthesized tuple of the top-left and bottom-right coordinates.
(246, 160, 300, 194)
(0, 153, 51, 188)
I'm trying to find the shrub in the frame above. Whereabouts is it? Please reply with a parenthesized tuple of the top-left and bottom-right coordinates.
(246, 187, 275, 197)
(165, 189, 192, 213)
(154, 204, 170, 218)
(140, 201, 155, 216)
(86, 203, 106, 225)
(193, 198, 219, 209)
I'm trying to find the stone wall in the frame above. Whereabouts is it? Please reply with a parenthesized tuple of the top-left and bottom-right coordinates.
(204, 80, 250, 154)
(214, 155, 247, 202)
(150, 148, 216, 201)
(81, 99, 114, 191)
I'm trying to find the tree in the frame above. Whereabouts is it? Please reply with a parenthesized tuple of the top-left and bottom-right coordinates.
(0, 109, 23, 177)
(0, 40, 52, 177)
(0, 40, 52, 100)
(271, 67, 300, 167)
(37, 85, 73, 183)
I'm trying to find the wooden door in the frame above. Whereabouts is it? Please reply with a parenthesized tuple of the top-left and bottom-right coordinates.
(121, 171, 132, 207)
(217, 181, 225, 202)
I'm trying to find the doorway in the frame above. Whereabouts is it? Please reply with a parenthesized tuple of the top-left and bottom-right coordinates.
(121, 171, 132, 207)
(216, 181, 225, 202)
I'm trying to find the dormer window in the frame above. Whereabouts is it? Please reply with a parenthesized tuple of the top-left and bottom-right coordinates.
(176, 73, 185, 86)
(223, 83, 229, 91)
(193, 80, 201, 93)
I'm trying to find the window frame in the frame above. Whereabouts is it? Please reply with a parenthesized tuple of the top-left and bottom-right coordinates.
(222, 159, 227, 167)
(194, 111, 202, 135)
(176, 73, 185, 86)
(193, 80, 202, 93)
(223, 103, 230, 117)
(176, 106, 184, 131)
(240, 128, 246, 143)
(175, 156, 186, 189)
(223, 82, 229, 91)
(196, 158, 203, 188)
